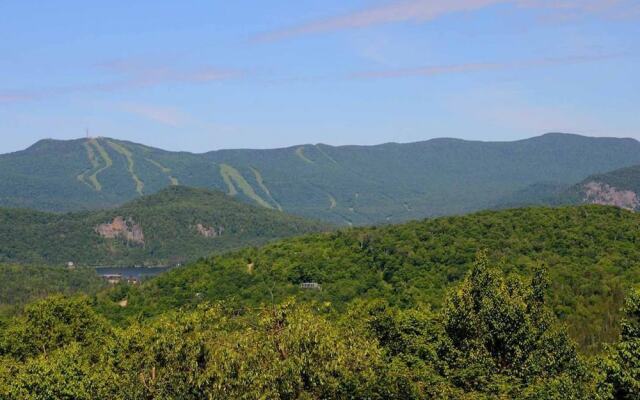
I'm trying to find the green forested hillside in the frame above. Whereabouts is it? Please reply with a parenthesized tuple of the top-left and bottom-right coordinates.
(2, 133, 640, 224)
(498, 164, 640, 211)
(580, 164, 640, 193)
(102, 205, 640, 353)
(2, 256, 639, 399)
(0, 186, 329, 266)
(492, 182, 574, 209)
(567, 164, 640, 210)
(2, 205, 640, 398)
(0, 265, 105, 318)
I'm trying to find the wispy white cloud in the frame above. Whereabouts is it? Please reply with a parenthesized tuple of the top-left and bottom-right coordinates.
(252, 0, 638, 42)
(0, 62, 243, 104)
(520, 0, 628, 13)
(0, 93, 37, 103)
(350, 53, 623, 79)
(120, 103, 191, 127)
(519, 0, 640, 22)
(97, 61, 241, 87)
(253, 0, 506, 42)
(352, 62, 503, 79)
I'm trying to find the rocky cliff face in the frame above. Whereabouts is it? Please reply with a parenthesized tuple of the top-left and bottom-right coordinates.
(96, 216, 145, 245)
(582, 181, 639, 211)
(196, 224, 224, 238)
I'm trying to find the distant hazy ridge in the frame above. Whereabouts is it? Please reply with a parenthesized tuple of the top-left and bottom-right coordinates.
(2, 133, 640, 224)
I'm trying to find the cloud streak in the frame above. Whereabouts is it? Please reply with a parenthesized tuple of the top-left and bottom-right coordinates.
(252, 0, 638, 42)
(121, 103, 191, 127)
(0, 63, 242, 104)
(0, 93, 38, 103)
(350, 53, 623, 79)
(254, 0, 505, 42)
(97, 61, 241, 87)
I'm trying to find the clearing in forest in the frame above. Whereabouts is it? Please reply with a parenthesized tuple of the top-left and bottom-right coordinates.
(77, 141, 100, 190)
(314, 145, 339, 165)
(146, 158, 179, 186)
(107, 140, 144, 195)
(250, 167, 282, 211)
(295, 147, 313, 164)
(77, 139, 113, 192)
(219, 164, 273, 209)
(328, 194, 337, 209)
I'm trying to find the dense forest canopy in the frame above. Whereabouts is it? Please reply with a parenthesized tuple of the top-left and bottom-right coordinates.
(2, 204, 640, 398)
(1, 255, 638, 399)
(95, 205, 640, 354)
(0, 265, 105, 320)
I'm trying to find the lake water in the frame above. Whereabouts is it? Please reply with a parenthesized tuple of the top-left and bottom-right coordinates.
(95, 266, 174, 280)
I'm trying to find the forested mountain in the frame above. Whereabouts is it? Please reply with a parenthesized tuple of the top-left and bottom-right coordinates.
(3, 133, 640, 224)
(565, 164, 640, 210)
(496, 163, 640, 211)
(0, 186, 328, 266)
(98, 205, 640, 353)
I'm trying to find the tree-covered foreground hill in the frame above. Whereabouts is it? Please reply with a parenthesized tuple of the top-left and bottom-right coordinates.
(103, 205, 640, 353)
(0, 264, 105, 319)
(3, 133, 640, 224)
(2, 255, 640, 399)
(0, 186, 329, 266)
(2, 205, 640, 398)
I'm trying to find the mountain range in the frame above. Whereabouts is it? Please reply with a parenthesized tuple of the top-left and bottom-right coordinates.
(497, 163, 640, 211)
(3, 134, 640, 397)
(0, 186, 328, 266)
(3, 133, 640, 225)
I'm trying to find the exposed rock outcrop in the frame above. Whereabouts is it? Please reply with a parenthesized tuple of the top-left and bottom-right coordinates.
(196, 224, 224, 238)
(582, 181, 639, 211)
(96, 216, 145, 245)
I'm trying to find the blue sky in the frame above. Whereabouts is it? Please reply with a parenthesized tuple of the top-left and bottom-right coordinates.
(1, 0, 639, 153)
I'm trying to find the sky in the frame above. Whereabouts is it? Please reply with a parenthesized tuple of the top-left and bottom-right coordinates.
(0, 0, 639, 153)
